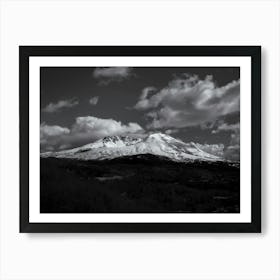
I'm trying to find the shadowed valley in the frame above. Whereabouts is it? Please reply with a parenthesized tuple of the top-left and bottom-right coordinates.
(40, 155, 240, 213)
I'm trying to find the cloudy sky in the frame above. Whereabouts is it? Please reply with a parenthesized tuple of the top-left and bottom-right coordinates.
(40, 67, 240, 160)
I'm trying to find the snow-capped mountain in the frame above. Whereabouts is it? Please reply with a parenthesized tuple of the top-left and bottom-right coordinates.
(41, 133, 222, 162)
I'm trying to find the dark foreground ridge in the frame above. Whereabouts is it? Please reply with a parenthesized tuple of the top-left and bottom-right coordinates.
(40, 154, 240, 213)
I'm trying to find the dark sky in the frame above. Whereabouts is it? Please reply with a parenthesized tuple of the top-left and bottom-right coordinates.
(40, 67, 240, 160)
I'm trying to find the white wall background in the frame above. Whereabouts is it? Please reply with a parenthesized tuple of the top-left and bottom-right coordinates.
(0, 0, 279, 279)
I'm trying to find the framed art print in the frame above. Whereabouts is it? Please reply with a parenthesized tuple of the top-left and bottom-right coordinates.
(20, 46, 261, 233)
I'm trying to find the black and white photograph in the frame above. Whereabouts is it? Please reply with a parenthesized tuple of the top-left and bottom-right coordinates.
(40, 66, 241, 213)
(19, 46, 261, 232)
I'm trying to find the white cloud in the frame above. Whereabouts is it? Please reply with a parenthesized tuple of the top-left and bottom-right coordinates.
(40, 123, 70, 140)
(40, 116, 143, 152)
(224, 144, 240, 161)
(71, 116, 143, 138)
(164, 128, 179, 135)
(42, 98, 79, 113)
(195, 143, 225, 158)
(93, 67, 133, 85)
(215, 123, 240, 160)
(212, 122, 240, 134)
(195, 140, 239, 161)
(40, 123, 70, 151)
(89, 96, 99, 105)
(134, 74, 240, 129)
(210, 121, 240, 161)
(139, 87, 157, 100)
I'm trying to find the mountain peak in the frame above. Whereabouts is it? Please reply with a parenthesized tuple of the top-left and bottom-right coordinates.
(103, 135, 121, 142)
(148, 132, 169, 138)
(41, 133, 222, 162)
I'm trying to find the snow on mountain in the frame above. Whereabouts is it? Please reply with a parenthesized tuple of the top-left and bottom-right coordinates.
(41, 133, 222, 162)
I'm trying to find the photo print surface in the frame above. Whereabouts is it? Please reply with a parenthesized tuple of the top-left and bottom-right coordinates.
(40, 66, 240, 213)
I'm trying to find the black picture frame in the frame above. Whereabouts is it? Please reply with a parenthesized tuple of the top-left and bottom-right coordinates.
(20, 46, 261, 233)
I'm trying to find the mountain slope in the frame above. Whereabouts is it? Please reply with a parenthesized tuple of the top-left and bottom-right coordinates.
(41, 133, 222, 162)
